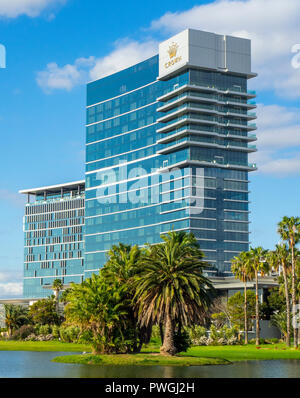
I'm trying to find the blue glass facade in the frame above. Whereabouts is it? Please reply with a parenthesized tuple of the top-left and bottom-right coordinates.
(21, 182, 85, 298)
(20, 29, 257, 298)
(84, 52, 257, 277)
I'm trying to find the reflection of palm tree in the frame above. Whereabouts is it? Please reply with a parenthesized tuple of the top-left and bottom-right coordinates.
(134, 231, 213, 356)
(248, 247, 269, 346)
(268, 244, 291, 346)
(278, 216, 300, 348)
(231, 251, 254, 344)
(52, 279, 63, 314)
(4, 304, 29, 336)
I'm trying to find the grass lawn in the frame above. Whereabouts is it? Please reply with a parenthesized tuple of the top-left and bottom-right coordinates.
(53, 343, 300, 367)
(3, 339, 300, 366)
(52, 353, 228, 366)
(0, 340, 91, 352)
(184, 344, 300, 362)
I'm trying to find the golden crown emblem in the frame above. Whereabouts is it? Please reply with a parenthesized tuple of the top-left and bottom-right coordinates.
(168, 42, 179, 59)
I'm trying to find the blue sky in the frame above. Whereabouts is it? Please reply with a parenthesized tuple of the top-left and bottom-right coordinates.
(0, 0, 300, 297)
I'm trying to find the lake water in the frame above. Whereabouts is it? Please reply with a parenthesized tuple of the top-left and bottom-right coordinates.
(1, 351, 300, 378)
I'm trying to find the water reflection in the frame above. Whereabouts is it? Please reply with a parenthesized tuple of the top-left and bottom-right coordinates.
(1, 352, 300, 378)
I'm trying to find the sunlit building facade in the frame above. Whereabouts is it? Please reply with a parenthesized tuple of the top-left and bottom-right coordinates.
(20, 29, 257, 298)
(84, 29, 257, 278)
(20, 181, 85, 298)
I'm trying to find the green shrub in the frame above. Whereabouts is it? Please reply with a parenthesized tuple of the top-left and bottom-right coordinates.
(249, 338, 266, 345)
(77, 329, 93, 344)
(174, 328, 191, 353)
(39, 324, 51, 336)
(12, 325, 35, 340)
(59, 325, 80, 343)
(51, 325, 60, 339)
(151, 325, 161, 340)
(267, 338, 279, 344)
(188, 325, 206, 340)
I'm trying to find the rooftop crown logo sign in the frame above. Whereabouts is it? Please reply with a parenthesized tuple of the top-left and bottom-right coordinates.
(168, 42, 179, 59)
(165, 42, 182, 70)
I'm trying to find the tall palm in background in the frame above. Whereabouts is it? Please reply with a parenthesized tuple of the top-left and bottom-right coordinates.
(52, 278, 63, 315)
(231, 251, 254, 344)
(134, 231, 213, 356)
(278, 216, 300, 347)
(267, 244, 291, 346)
(249, 246, 269, 346)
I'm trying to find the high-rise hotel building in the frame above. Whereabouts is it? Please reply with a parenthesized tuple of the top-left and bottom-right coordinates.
(20, 181, 85, 298)
(21, 29, 257, 298)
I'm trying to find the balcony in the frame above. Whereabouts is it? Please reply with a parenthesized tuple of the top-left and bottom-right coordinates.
(157, 136, 257, 154)
(157, 83, 257, 103)
(157, 102, 256, 123)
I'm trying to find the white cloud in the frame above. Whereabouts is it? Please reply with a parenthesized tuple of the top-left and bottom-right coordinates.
(0, 282, 22, 297)
(0, 0, 66, 18)
(150, 0, 300, 98)
(249, 103, 300, 176)
(36, 40, 157, 93)
(36, 0, 300, 98)
(0, 271, 23, 298)
(257, 156, 300, 175)
(36, 57, 95, 93)
(89, 39, 157, 81)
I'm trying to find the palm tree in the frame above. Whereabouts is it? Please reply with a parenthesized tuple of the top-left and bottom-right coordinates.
(278, 216, 300, 347)
(102, 243, 142, 285)
(134, 231, 213, 356)
(231, 251, 254, 344)
(101, 243, 151, 352)
(248, 246, 269, 346)
(52, 278, 63, 314)
(4, 304, 29, 336)
(267, 244, 291, 346)
(64, 274, 128, 354)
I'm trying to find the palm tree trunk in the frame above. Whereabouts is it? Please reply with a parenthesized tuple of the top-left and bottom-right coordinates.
(160, 312, 176, 356)
(291, 244, 298, 348)
(244, 282, 248, 345)
(159, 321, 164, 344)
(54, 289, 59, 315)
(282, 265, 290, 346)
(255, 271, 260, 346)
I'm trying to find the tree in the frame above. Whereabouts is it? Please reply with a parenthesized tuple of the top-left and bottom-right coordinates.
(101, 243, 152, 352)
(134, 231, 213, 356)
(267, 244, 291, 346)
(271, 311, 290, 340)
(227, 291, 256, 333)
(248, 246, 269, 345)
(28, 297, 59, 326)
(278, 216, 300, 347)
(52, 279, 63, 314)
(231, 251, 254, 344)
(64, 273, 128, 354)
(4, 304, 30, 336)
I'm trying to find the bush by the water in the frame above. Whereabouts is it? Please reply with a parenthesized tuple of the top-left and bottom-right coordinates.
(188, 325, 239, 346)
(12, 325, 34, 341)
(59, 325, 81, 343)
